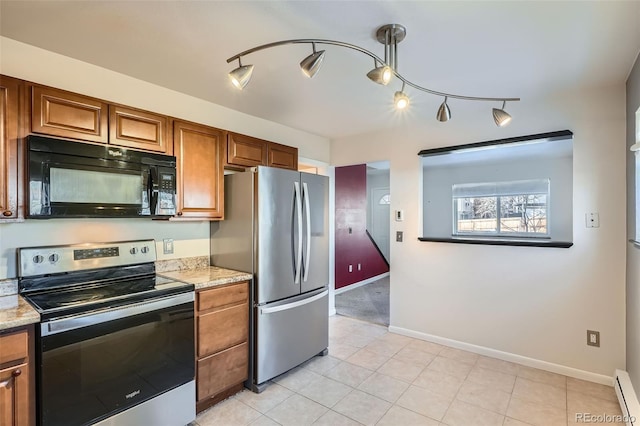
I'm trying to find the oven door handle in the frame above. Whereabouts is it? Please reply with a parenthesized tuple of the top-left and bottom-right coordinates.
(41, 292, 194, 337)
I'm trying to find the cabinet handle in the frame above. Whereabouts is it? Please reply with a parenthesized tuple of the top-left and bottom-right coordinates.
(2, 210, 12, 217)
(0, 369, 20, 388)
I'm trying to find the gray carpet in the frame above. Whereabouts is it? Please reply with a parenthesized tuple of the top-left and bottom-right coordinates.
(335, 276, 390, 326)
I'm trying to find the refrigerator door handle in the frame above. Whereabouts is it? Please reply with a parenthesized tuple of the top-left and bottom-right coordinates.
(302, 182, 311, 282)
(294, 181, 303, 284)
(260, 290, 328, 314)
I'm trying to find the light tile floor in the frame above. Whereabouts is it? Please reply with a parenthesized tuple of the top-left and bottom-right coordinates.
(195, 315, 624, 426)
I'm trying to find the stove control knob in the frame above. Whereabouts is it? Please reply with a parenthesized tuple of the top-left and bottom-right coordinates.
(49, 254, 59, 263)
(141, 246, 149, 254)
(130, 247, 138, 255)
(33, 255, 44, 264)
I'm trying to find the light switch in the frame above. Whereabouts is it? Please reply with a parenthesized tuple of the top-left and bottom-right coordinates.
(396, 231, 403, 242)
(163, 239, 174, 254)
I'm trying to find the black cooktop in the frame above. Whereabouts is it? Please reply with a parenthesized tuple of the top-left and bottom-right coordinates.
(22, 274, 193, 321)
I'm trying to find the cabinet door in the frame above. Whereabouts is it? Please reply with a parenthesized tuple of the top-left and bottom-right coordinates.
(197, 343, 248, 402)
(109, 105, 170, 154)
(0, 76, 21, 220)
(173, 120, 224, 219)
(31, 85, 108, 143)
(0, 363, 30, 426)
(227, 133, 267, 167)
(267, 142, 298, 170)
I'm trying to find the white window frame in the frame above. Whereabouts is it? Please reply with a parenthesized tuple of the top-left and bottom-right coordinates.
(452, 179, 550, 238)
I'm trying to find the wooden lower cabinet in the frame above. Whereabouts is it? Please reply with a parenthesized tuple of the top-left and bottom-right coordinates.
(0, 327, 34, 426)
(196, 281, 249, 412)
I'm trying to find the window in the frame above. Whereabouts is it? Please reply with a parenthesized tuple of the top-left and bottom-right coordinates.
(453, 179, 549, 237)
(379, 194, 391, 205)
(634, 108, 640, 242)
(419, 130, 573, 247)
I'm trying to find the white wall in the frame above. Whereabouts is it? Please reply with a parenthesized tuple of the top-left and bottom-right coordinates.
(331, 85, 627, 378)
(423, 155, 573, 241)
(0, 37, 330, 280)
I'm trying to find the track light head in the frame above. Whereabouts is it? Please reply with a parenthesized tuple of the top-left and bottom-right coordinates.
(437, 97, 451, 122)
(367, 65, 392, 85)
(394, 90, 409, 110)
(300, 43, 325, 78)
(229, 59, 254, 90)
(492, 101, 512, 127)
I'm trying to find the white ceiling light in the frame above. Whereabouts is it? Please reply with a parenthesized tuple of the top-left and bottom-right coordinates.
(228, 58, 254, 90)
(227, 24, 520, 125)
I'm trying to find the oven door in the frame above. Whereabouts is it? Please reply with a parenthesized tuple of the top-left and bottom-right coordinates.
(37, 294, 195, 426)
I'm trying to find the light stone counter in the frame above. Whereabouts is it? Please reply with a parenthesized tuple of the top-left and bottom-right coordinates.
(159, 266, 252, 290)
(0, 295, 40, 331)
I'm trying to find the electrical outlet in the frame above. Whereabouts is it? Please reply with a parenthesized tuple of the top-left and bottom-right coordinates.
(396, 231, 403, 242)
(587, 330, 600, 347)
(163, 238, 174, 255)
(586, 213, 600, 228)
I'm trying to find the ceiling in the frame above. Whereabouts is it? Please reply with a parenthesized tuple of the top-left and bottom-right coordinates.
(1, 1, 639, 140)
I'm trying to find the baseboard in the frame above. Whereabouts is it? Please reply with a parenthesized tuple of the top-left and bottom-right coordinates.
(389, 325, 613, 386)
(614, 369, 640, 426)
(329, 308, 337, 316)
(334, 272, 390, 295)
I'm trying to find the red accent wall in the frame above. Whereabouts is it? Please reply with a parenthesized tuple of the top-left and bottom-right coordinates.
(335, 164, 389, 289)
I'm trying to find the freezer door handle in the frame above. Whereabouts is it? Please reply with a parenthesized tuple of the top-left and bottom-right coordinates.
(302, 182, 311, 282)
(260, 290, 328, 315)
(294, 181, 303, 284)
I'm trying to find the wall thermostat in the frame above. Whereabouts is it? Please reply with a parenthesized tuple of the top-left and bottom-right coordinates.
(395, 210, 404, 221)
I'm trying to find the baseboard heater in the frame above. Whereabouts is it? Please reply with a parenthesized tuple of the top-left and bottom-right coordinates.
(615, 369, 640, 426)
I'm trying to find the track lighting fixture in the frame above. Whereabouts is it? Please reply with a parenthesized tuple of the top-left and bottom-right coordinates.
(437, 97, 451, 122)
(367, 61, 392, 85)
(394, 83, 409, 110)
(492, 101, 512, 127)
(228, 58, 254, 90)
(227, 23, 520, 125)
(300, 43, 325, 78)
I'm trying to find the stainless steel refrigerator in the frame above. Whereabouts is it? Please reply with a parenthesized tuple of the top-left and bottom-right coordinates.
(211, 166, 329, 392)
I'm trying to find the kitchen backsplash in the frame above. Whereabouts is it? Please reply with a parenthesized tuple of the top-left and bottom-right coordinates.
(0, 278, 18, 296)
(155, 256, 210, 273)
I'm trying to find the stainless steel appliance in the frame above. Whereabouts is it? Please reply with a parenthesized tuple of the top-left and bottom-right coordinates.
(27, 135, 177, 218)
(18, 240, 195, 426)
(211, 166, 329, 391)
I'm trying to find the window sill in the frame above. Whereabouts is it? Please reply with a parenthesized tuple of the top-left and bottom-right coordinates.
(418, 237, 573, 248)
(630, 239, 640, 248)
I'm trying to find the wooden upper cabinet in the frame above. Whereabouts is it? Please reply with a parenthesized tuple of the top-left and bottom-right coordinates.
(268, 142, 298, 170)
(173, 120, 224, 219)
(226, 133, 267, 167)
(109, 105, 170, 154)
(31, 85, 108, 143)
(0, 76, 21, 220)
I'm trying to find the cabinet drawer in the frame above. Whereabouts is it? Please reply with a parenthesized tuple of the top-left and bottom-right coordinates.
(197, 281, 248, 312)
(198, 304, 248, 357)
(0, 329, 28, 366)
(197, 342, 248, 402)
(31, 85, 108, 143)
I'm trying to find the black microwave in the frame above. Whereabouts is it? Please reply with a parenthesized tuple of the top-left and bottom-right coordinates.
(27, 135, 177, 218)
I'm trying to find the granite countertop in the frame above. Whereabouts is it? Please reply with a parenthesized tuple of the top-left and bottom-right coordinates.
(159, 266, 253, 290)
(0, 295, 40, 331)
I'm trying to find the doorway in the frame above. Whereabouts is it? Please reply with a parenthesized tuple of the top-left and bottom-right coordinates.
(335, 161, 390, 326)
